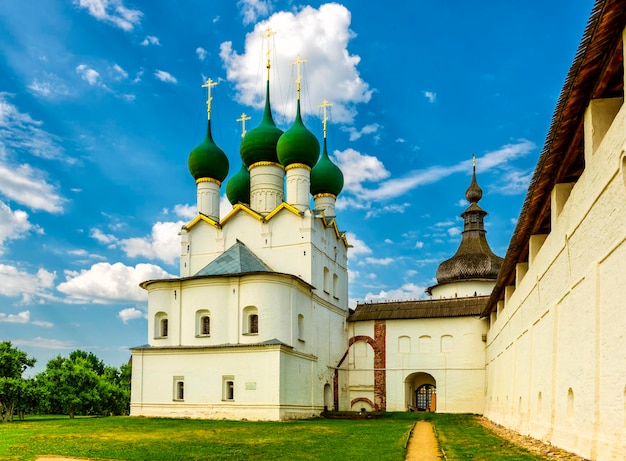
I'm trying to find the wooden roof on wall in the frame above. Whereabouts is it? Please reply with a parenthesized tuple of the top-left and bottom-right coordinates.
(483, 0, 626, 316)
(350, 296, 488, 321)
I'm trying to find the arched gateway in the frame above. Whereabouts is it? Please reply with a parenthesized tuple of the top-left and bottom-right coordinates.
(405, 372, 436, 412)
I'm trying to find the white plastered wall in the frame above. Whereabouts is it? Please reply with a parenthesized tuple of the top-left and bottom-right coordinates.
(485, 92, 626, 460)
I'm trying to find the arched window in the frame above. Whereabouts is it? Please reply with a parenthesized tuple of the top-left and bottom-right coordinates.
(332, 274, 339, 298)
(223, 376, 235, 401)
(155, 312, 168, 338)
(398, 335, 411, 353)
(243, 306, 259, 335)
(196, 309, 211, 336)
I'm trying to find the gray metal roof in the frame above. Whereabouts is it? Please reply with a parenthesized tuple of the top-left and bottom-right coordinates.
(194, 240, 273, 276)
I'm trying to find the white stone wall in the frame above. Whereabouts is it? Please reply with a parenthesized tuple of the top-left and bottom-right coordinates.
(485, 97, 626, 460)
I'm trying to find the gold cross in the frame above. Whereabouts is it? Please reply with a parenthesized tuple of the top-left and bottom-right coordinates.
(263, 27, 276, 77)
(290, 55, 307, 98)
(318, 99, 333, 138)
(201, 78, 218, 120)
(472, 153, 476, 168)
(237, 113, 251, 138)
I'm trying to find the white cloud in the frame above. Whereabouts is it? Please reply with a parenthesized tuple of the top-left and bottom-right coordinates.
(0, 163, 65, 213)
(0, 264, 56, 302)
(141, 35, 160, 46)
(57, 262, 175, 304)
(341, 123, 380, 141)
(76, 64, 101, 86)
(0, 310, 30, 323)
(119, 221, 184, 265)
(363, 257, 394, 266)
(415, 241, 424, 249)
(173, 203, 197, 220)
(112, 64, 128, 79)
(118, 307, 145, 323)
(32, 320, 54, 328)
(220, 3, 372, 123)
(423, 91, 437, 103)
(12, 337, 74, 350)
(365, 202, 410, 219)
(0, 201, 36, 254)
(448, 227, 462, 237)
(154, 70, 177, 84)
(90, 228, 117, 245)
(238, 0, 272, 25)
(345, 231, 372, 258)
(0, 93, 66, 161)
(355, 139, 536, 202)
(364, 282, 427, 303)
(74, 0, 143, 31)
(196, 47, 207, 61)
(333, 148, 390, 195)
(28, 75, 70, 98)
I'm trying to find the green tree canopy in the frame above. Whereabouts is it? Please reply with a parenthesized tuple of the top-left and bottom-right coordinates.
(0, 341, 36, 379)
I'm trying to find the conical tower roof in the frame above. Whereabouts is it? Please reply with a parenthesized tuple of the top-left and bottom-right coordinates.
(435, 162, 502, 285)
(226, 163, 251, 205)
(239, 81, 283, 167)
(311, 137, 343, 197)
(188, 120, 229, 182)
(277, 99, 320, 168)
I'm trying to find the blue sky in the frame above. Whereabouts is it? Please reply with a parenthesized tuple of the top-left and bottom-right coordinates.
(0, 0, 593, 374)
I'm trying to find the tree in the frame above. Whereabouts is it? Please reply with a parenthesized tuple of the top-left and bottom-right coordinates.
(36, 350, 130, 418)
(37, 353, 103, 418)
(0, 342, 36, 422)
(0, 341, 36, 379)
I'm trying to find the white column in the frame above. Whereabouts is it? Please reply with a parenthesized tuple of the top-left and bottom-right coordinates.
(285, 163, 311, 212)
(197, 178, 221, 221)
(249, 162, 284, 214)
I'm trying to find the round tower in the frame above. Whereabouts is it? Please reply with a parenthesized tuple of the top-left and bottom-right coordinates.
(187, 78, 229, 221)
(277, 55, 319, 211)
(310, 99, 343, 217)
(239, 30, 284, 215)
(427, 157, 503, 299)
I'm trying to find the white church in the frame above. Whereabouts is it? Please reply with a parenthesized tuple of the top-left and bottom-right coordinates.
(131, 0, 626, 459)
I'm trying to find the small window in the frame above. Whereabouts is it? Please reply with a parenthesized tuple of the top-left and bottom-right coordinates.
(249, 314, 258, 334)
(201, 316, 210, 335)
(173, 376, 184, 401)
(332, 274, 339, 298)
(155, 312, 168, 338)
(196, 309, 211, 337)
(223, 376, 234, 401)
(242, 306, 258, 335)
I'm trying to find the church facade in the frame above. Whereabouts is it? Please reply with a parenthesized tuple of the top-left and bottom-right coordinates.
(131, 1, 626, 458)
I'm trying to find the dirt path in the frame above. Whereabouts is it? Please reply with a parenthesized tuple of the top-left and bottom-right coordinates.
(405, 421, 442, 460)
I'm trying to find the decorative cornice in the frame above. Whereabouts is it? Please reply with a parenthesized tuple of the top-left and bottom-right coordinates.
(196, 177, 222, 186)
(249, 161, 284, 170)
(313, 193, 337, 199)
(285, 163, 311, 172)
(265, 202, 302, 220)
(220, 203, 264, 225)
(184, 213, 220, 231)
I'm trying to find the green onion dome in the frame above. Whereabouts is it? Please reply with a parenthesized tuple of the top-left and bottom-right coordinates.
(188, 120, 229, 182)
(277, 100, 320, 168)
(226, 163, 250, 205)
(239, 81, 283, 167)
(310, 138, 344, 197)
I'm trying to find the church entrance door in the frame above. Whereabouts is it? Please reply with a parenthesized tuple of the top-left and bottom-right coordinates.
(405, 372, 436, 412)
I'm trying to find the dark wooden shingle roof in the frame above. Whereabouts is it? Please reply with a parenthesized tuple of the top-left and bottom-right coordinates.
(350, 296, 489, 321)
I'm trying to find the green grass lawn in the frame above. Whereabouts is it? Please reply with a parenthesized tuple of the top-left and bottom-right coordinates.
(0, 413, 545, 460)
